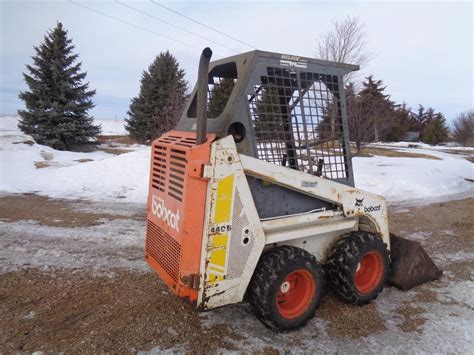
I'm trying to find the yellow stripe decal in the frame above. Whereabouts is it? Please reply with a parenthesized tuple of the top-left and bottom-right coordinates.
(214, 174, 234, 224)
(207, 174, 234, 283)
(209, 234, 228, 268)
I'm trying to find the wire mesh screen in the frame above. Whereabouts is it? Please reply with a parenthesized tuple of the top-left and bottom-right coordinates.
(186, 62, 237, 119)
(207, 77, 236, 118)
(248, 66, 350, 180)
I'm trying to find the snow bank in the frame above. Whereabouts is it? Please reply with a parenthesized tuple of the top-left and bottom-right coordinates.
(0, 115, 126, 136)
(1, 116, 473, 204)
(1, 116, 149, 203)
(372, 141, 474, 152)
(353, 152, 473, 202)
(0, 138, 150, 203)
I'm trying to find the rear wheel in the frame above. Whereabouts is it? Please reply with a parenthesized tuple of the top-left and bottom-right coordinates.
(247, 246, 324, 332)
(324, 231, 389, 305)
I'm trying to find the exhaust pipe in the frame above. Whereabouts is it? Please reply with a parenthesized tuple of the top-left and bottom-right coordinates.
(196, 47, 213, 145)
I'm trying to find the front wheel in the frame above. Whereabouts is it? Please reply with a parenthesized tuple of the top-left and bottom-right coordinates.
(324, 231, 390, 305)
(247, 246, 324, 332)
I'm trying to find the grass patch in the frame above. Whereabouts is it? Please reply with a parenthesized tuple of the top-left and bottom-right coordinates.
(96, 147, 133, 155)
(439, 149, 474, 156)
(352, 147, 441, 160)
(97, 135, 138, 145)
(34, 161, 51, 169)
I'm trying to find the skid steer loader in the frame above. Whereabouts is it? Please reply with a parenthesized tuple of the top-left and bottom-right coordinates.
(145, 48, 441, 331)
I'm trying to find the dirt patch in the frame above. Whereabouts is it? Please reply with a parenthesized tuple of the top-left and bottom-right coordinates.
(1, 195, 473, 351)
(438, 149, 474, 156)
(0, 269, 237, 353)
(74, 158, 94, 163)
(413, 287, 439, 303)
(97, 135, 139, 145)
(254, 347, 281, 354)
(396, 304, 427, 332)
(96, 147, 134, 155)
(317, 293, 386, 338)
(0, 194, 145, 227)
(441, 259, 474, 281)
(388, 198, 474, 258)
(353, 147, 441, 160)
(12, 140, 35, 146)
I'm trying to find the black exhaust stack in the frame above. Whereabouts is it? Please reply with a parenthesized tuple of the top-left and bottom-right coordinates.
(196, 47, 213, 145)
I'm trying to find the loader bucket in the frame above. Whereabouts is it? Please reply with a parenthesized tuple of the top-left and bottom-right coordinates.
(388, 234, 442, 291)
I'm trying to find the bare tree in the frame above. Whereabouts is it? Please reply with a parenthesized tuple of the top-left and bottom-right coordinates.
(452, 109, 474, 146)
(316, 16, 373, 82)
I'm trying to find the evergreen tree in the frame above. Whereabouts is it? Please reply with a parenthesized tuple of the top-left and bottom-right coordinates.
(422, 113, 449, 145)
(125, 51, 187, 143)
(358, 76, 394, 142)
(18, 22, 100, 150)
(253, 85, 285, 140)
(410, 104, 428, 132)
(385, 103, 412, 141)
(207, 78, 235, 118)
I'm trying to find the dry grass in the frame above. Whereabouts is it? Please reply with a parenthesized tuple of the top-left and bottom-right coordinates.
(352, 147, 441, 160)
(12, 140, 35, 146)
(34, 161, 51, 169)
(96, 147, 133, 155)
(96, 135, 139, 145)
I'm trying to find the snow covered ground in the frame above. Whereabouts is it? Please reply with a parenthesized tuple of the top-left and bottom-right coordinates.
(1, 115, 473, 204)
(1, 115, 473, 353)
(97, 118, 128, 135)
(354, 146, 473, 203)
(1, 116, 149, 202)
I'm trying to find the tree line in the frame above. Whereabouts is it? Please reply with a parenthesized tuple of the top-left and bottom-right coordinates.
(18, 22, 473, 152)
(344, 76, 450, 153)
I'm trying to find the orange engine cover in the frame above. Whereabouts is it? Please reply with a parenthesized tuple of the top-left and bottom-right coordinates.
(145, 130, 215, 305)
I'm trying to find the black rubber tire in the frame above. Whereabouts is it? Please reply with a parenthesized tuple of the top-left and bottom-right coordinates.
(324, 231, 390, 305)
(247, 246, 324, 332)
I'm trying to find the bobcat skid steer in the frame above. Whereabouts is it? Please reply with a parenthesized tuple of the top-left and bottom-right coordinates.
(145, 48, 441, 331)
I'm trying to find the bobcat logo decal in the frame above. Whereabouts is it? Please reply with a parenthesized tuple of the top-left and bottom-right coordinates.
(355, 198, 364, 207)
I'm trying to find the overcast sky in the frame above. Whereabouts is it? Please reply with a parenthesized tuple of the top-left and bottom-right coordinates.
(1, 0, 472, 123)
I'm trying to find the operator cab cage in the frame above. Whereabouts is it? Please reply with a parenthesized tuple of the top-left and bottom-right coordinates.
(176, 50, 359, 186)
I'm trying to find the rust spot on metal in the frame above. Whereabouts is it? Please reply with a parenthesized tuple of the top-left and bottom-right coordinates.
(318, 215, 331, 220)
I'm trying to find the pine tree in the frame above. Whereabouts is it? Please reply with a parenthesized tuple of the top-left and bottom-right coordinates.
(253, 85, 285, 140)
(18, 22, 100, 150)
(385, 103, 412, 141)
(125, 51, 187, 143)
(422, 112, 450, 145)
(358, 76, 394, 142)
(207, 78, 235, 118)
(411, 105, 428, 132)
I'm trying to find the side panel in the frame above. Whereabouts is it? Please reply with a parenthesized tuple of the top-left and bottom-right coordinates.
(240, 153, 391, 249)
(145, 131, 215, 306)
(198, 136, 266, 309)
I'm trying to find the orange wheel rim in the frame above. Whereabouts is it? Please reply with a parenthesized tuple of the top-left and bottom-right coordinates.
(355, 251, 383, 294)
(276, 269, 316, 320)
